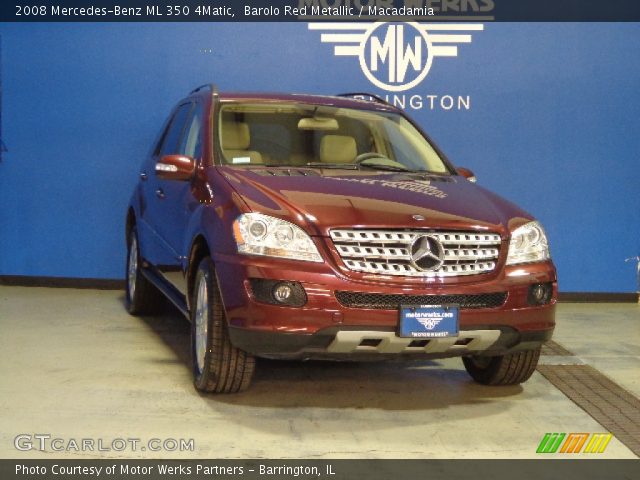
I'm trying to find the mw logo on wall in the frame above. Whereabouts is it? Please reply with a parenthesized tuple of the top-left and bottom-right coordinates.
(309, 22, 483, 111)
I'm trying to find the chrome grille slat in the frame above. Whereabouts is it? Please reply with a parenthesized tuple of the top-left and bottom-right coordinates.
(331, 230, 417, 245)
(336, 245, 409, 260)
(434, 233, 501, 246)
(331, 229, 502, 278)
(443, 248, 500, 261)
(331, 230, 501, 246)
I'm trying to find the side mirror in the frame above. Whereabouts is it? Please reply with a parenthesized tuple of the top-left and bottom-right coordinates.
(155, 155, 195, 181)
(457, 167, 477, 183)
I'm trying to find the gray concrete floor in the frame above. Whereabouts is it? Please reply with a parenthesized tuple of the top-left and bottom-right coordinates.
(0, 286, 638, 459)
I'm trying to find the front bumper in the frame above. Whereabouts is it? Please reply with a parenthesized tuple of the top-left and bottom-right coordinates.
(228, 325, 553, 360)
(213, 252, 557, 359)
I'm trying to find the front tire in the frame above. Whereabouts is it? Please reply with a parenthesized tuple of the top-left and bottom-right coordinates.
(191, 257, 255, 393)
(462, 347, 541, 386)
(125, 228, 164, 315)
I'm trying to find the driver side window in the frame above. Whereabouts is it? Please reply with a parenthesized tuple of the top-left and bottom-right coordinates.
(179, 103, 203, 159)
(157, 103, 193, 157)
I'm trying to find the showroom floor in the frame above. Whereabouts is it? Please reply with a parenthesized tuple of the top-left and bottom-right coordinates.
(0, 286, 638, 459)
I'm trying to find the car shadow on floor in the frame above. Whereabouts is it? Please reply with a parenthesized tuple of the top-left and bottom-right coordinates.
(225, 359, 525, 410)
(120, 294, 526, 412)
(118, 294, 191, 366)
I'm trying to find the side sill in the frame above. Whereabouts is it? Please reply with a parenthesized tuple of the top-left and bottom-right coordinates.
(140, 267, 190, 319)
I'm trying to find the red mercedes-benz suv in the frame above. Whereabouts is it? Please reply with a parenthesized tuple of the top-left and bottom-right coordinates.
(125, 85, 557, 393)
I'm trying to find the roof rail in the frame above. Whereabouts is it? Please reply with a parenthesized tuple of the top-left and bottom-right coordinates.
(337, 92, 391, 106)
(190, 83, 219, 97)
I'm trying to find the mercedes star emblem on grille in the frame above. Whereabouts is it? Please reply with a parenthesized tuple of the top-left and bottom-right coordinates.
(410, 235, 445, 271)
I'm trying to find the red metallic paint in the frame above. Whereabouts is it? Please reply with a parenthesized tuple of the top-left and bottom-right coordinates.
(128, 89, 557, 360)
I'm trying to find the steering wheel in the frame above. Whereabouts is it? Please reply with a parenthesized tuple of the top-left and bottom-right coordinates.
(354, 152, 391, 164)
(354, 152, 408, 170)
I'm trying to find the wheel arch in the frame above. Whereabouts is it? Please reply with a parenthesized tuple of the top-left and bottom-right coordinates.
(187, 234, 211, 310)
(125, 207, 136, 244)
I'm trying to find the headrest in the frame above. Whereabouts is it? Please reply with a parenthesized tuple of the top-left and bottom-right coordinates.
(319, 135, 357, 164)
(222, 122, 251, 150)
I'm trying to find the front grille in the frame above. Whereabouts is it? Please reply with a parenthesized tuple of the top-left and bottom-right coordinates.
(330, 229, 502, 277)
(335, 291, 508, 310)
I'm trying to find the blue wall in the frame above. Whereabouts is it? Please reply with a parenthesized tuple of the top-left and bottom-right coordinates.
(0, 23, 638, 292)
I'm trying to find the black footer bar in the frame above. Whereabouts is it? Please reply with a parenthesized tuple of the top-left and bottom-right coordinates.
(2, 459, 639, 480)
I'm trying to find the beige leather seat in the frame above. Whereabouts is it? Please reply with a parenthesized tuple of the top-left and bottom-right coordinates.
(221, 122, 263, 164)
(319, 135, 357, 164)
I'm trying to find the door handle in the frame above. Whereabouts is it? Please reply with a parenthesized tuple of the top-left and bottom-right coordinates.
(155, 188, 165, 199)
(140, 172, 148, 181)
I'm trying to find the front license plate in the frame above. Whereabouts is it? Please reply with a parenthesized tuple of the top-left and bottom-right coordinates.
(399, 305, 459, 338)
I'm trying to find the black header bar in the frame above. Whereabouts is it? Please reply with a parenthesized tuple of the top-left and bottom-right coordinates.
(2, 0, 640, 22)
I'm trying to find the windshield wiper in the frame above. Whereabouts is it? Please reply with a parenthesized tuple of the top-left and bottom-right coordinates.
(358, 162, 412, 172)
(359, 162, 450, 175)
(305, 162, 358, 170)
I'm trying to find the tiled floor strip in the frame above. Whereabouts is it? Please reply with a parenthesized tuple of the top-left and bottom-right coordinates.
(537, 363, 640, 456)
(540, 340, 575, 357)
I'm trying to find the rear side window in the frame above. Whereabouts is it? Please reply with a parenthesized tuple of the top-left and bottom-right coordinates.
(158, 103, 193, 157)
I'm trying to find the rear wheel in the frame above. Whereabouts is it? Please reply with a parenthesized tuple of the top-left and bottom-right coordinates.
(462, 347, 541, 386)
(125, 228, 164, 315)
(191, 257, 255, 393)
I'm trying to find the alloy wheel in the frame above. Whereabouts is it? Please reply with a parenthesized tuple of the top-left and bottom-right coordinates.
(194, 276, 209, 373)
(127, 236, 138, 301)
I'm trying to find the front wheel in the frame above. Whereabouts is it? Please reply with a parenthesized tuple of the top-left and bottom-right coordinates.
(462, 347, 541, 386)
(191, 257, 255, 393)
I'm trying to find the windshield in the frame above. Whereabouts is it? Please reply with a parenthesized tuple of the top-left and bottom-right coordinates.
(218, 102, 450, 173)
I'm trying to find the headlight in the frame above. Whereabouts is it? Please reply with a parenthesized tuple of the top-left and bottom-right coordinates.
(506, 221, 550, 265)
(233, 213, 323, 263)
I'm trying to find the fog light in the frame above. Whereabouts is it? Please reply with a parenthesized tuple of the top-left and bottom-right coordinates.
(273, 283, 293, 303)
(531, 284, 545, 301)
(528, 283, 552, 305)
(249, 279, 307, 307)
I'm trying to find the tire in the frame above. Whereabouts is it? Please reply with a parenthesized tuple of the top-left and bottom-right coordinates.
(191, 257, 255, 393)
(462, 347, 541, 386)
(125, 228, 164, 315)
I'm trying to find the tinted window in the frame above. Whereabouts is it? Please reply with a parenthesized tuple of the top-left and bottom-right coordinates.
(179, 103, 204, 159)
(159, 103, 192, 157)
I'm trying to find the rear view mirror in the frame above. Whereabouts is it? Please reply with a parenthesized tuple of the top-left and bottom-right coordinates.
(155, 155, 195, 181)
(457, 167, 477, 183)
(298, 117, 339, 131)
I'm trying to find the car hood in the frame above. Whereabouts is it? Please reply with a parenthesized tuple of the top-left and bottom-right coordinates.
(218, 167, 533, 237)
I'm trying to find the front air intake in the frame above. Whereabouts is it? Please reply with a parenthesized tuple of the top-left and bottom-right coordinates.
(335, 291, 508, 310)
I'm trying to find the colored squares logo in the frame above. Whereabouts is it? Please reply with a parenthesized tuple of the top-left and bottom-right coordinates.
(537, 433, 613, 454)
